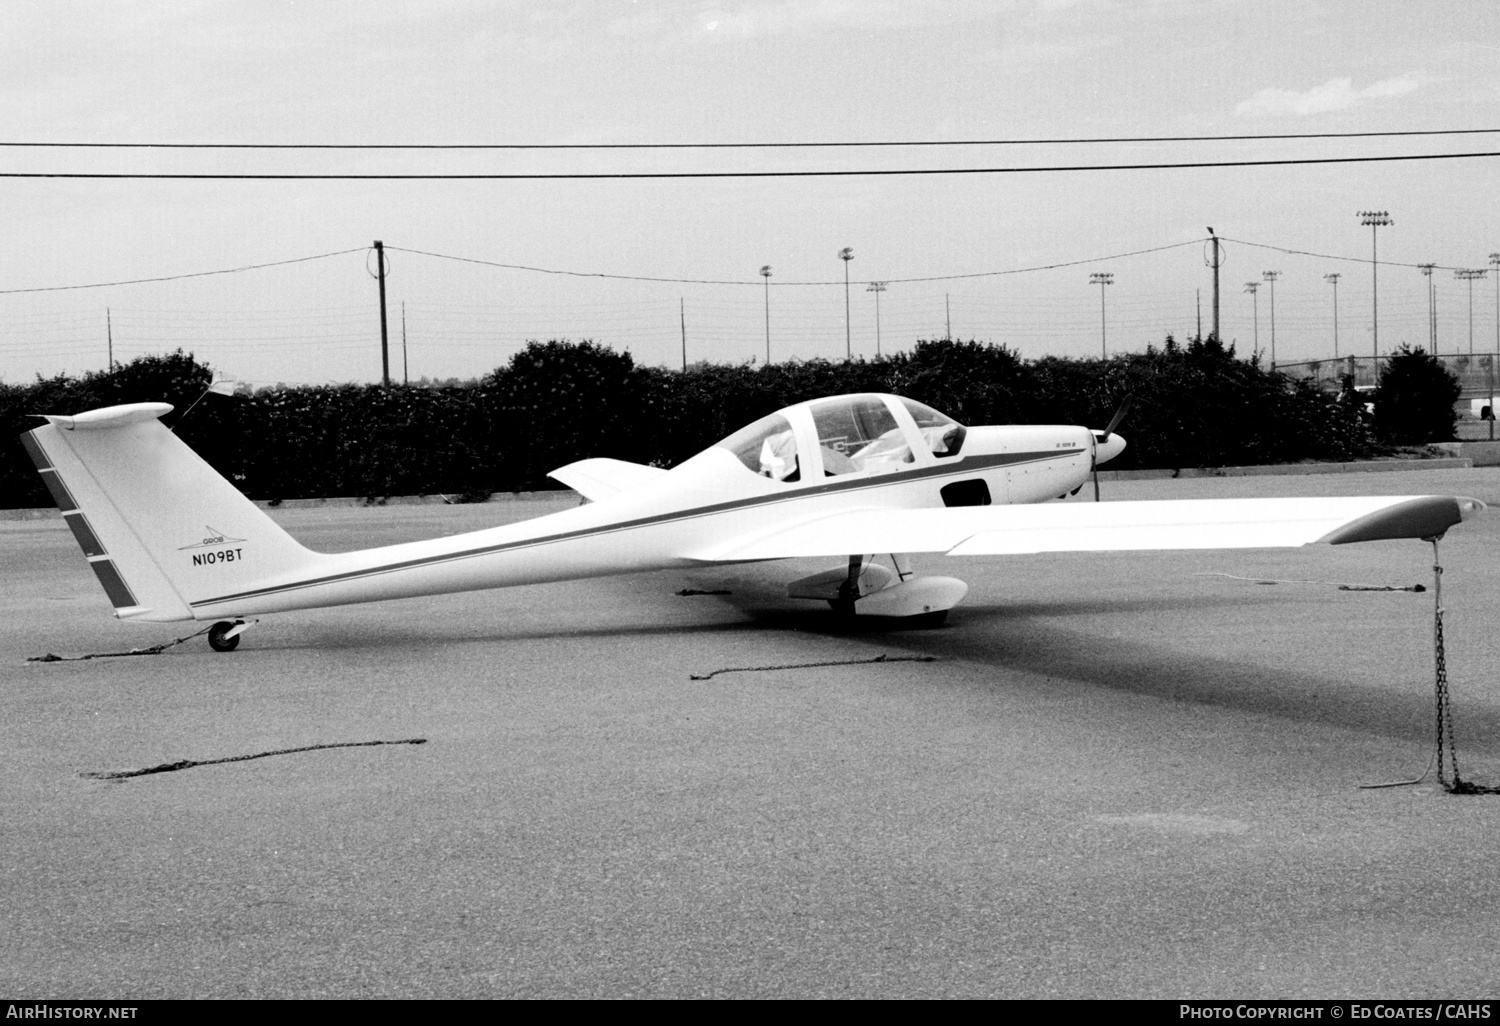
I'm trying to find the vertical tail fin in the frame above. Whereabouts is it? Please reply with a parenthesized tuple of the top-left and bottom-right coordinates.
(21, 402, 322, 622)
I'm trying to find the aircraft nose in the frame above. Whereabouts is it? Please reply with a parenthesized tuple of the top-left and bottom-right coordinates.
(1095, 432, 1127, 466)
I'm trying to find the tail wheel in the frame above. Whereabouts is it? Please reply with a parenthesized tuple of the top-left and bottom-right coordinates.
(207, 621, 242, 652)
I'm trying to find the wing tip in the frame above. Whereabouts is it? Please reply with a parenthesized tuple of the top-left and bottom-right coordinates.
(1320, 496, 1486, 545)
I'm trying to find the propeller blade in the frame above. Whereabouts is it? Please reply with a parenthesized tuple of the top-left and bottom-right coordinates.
(1090, 395, 1133, 502)
(1095, 394, 1134, 442)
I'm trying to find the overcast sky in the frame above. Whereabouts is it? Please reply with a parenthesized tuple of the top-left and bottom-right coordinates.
(0, 0, 1496, 386)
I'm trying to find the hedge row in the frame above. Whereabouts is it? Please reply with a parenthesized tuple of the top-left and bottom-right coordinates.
(0, 337, 1400, 509)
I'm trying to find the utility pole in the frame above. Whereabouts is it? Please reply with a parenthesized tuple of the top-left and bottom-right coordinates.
(1457, 268, 1486, 358)
(106, 308, 113, 370)
(1491, 253, 1500, 354)
(1324, 273, 1341, 359)
(866, 281, 887, 356)
(1488, 250, 1500, 363)
(1418, 264, 1437, 355)
(1262, 270, 1280, 369)
(759, 265, 772, 364)
(1358, 210, 1392, 377)
(1206, 227, 1222, 342)
(945, 294, 951, 340)
(401, 301, 408, 385)
(1089, 272, 1113, 358)
(839, 247, 854, 360)
(373, 240, 390, 387)
(1196, 289, 1201, 341)
(680, 297, 687, 371)
(1491, 253, 1500, 432)
(1244, 282, 1259, 357)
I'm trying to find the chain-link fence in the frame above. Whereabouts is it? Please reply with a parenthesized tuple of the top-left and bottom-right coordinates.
(1276, 353, 1500, 441)
(1276, 353, 1500, 393)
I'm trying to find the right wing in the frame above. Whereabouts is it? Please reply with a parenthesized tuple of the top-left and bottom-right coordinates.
(693, 495, 1484, 561)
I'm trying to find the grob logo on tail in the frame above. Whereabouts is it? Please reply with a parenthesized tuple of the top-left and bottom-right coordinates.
(179, 526, 247, 567)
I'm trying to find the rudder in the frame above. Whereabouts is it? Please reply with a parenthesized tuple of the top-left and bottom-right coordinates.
(21, 402, 322, 622)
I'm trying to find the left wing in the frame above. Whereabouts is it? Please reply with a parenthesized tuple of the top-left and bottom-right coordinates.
(547, 458, 668, 502)
(694, 495, 1484, 561)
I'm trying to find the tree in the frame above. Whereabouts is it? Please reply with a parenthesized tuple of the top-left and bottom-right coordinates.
(1, 351, 219, 509)
(884, 339, 1039, 426)
(483, 339, 646, 487)
(1374, 345, 1460, 445)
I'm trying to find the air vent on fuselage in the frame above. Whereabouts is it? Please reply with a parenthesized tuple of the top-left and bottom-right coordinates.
(940, 479, 991, 507)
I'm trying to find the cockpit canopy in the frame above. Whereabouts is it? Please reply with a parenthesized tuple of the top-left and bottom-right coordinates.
(715, 394, 965, 483)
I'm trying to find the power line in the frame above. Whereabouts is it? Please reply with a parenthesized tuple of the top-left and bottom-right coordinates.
(0, 227, 1472, 303)
(2, 128, 1497, 149)
(389, 239, 1207, 286)
(2, 149, 1497, 180)
(1220, 235, 1465, 271)
(0, 247, 364, 295)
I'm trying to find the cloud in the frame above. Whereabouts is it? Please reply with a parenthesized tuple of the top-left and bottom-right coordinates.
(683, 0, 994, 40)
(973, 32, 1112, 66)
(1234, 73, 1426, 117)
(692, 2, 882, 38)
(603, 0, 1004, 46)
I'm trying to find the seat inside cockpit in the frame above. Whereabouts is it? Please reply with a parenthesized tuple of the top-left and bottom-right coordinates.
(713, 395, 965, 483)
(810, 395, 913, 475)
(718, 412, 802, 481)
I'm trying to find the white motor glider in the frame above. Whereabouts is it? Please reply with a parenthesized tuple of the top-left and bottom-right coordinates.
(19, 392, 1483, 651)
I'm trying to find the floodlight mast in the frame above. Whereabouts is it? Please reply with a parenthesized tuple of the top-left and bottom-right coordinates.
(1490, 253, 1500, 435)
(1456, 268, 1487, 358)
(866, 281, 887, 356)
(1089, 272, 1113, 358)
(1358, 210, 1393, 376)
(759, 265, 772, 364)
(1491, 252, 1500, 355)
(1244, 281, 1260, 357)
(1419, 264, 1438, 355)
(1325, 273, 1341, 359)
(839, 248, 854, 360)
(1262, 270, 1281, 370)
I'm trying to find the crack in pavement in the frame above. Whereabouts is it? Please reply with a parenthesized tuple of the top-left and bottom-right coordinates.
(81, 738, 428, 781)
(690, 653, 938, 681)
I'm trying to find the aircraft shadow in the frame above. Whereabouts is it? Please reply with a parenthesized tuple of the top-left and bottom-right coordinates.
(725, 593, 1500, 762)
(254, 615, 765, 652)
(228, 586, 1500, 766)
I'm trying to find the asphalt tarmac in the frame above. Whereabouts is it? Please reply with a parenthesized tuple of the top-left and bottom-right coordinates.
(6, 468, 1500, 999)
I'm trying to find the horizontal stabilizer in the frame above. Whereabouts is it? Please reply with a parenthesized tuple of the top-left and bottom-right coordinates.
(696, 495, 1484, 561)
(547, 457, 667, 502)
(40, 401, 174, 431)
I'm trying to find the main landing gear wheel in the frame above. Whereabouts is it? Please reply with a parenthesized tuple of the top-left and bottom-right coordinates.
(208, 621, 242, 652)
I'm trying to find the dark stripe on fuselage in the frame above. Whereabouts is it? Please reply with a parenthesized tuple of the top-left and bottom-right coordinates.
(191, 447, 1080, 609)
